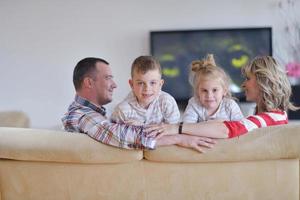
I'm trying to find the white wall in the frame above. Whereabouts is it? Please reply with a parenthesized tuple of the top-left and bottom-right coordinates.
(0, 0, 298, 128)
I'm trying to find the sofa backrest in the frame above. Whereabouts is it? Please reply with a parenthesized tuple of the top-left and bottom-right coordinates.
(0, 127, 143, 164)
(144, 124, 300, 163)
(1, 124, 300, 164)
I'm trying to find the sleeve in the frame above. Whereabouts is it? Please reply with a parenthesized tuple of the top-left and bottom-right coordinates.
(79, 113, 156, 150)
(224, 111, 288, 138)
(182, 98, 200, 123)
(224, 115, 263, 138)
(160, 94, 180, 124)
(223, 120, 248, 138)
(227, 99, 244, 121)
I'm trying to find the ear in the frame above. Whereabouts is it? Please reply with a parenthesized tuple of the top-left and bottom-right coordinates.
(129, 79, 133, 89)
(83, 77, 93, 89)
(223, 88, 228, 97)
(160, 79, 164, 87)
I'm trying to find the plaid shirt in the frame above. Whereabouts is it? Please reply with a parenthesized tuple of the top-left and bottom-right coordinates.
(62, 95, 156, 150)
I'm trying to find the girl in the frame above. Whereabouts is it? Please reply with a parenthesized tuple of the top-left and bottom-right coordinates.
(183, 54, 244, 122)
(147, 56, 299, 139)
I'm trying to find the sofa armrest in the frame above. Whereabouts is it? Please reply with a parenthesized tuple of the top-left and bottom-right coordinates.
(144, 124, 300, 163)
(0, 127, 142, 164)
(0, 111, 30, 128)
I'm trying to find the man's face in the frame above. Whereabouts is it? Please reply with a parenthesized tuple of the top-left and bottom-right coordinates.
(129, 69, 164, 108)
(91, 62, 117, 106)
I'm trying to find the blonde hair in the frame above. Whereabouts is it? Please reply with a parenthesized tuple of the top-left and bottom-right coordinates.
(131, 56, 161, 77)
(189, 54, 232, 99)
(241, 56, 298, 112)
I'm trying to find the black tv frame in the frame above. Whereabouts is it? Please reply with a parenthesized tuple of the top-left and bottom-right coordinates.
(150, 27, 273, 105)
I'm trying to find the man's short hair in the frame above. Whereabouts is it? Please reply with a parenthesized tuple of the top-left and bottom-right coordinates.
(73, 57, 109, 90)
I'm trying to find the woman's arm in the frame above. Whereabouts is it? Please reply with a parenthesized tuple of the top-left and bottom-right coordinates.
(145, 121, 229, 139)
(181, 121, 229, 138)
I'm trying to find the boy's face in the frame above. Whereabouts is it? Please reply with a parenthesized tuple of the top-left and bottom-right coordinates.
(129, 69, 164, 108)
(196, 77, 226, 113)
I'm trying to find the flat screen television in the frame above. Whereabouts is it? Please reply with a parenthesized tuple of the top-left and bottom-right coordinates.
(150, 27, 272, 104)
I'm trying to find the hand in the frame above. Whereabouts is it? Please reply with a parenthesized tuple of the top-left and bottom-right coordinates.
(144, 123, 177, 138)
(177, 134, 216, 153)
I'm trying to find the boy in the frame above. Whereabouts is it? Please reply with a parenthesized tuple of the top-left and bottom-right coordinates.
(111, 56, 180, 125)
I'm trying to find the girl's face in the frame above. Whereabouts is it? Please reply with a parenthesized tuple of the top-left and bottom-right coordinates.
(242, 73, 260, 103)
(129, 69, 164, 109)
(196, 78, 226, 113)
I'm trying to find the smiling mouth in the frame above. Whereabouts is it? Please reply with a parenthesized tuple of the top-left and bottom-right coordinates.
(142, 94, 153, 98)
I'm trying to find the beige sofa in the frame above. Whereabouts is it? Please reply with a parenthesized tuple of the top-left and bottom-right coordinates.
(1, 123, 300, 200)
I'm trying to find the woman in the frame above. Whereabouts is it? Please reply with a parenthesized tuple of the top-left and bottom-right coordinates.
(146, 56, 299, 139)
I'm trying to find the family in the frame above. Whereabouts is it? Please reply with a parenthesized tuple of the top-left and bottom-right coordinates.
(62, 54, 299, 152)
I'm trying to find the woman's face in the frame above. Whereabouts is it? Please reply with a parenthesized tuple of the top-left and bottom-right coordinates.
(242, 73, 260, 103)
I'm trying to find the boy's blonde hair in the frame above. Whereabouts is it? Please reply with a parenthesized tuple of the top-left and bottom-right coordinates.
(131, 56, 161, 77)
(241, 55, 298, 112)
(189, 54, 232, 99)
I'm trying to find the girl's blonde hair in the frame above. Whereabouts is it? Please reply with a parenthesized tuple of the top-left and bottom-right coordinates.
(189, 54, 232, 99)
(241, 55, 298, 112)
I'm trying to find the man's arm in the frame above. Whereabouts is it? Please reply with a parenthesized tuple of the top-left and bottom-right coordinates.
(78, 113, 156, 150)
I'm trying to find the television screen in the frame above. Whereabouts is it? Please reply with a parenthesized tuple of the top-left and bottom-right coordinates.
(150, 27, 272, 103)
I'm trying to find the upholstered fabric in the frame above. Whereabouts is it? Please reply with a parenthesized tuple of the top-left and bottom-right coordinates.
(1, 124, 300, 200)
(0, 127, 142, 164)
(0, 159, 297, 200)
(0, 160, 146, 200)
(144, 124, 300, 162)
(0, 111, 30, 128)
(142, 159, 298, 200)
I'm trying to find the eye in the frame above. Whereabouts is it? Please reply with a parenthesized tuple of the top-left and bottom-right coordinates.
(105, 75, 113, 80)
(136, 81, 144, 86)
(150, 81, 158, 86)
(213, 88, 218, 92)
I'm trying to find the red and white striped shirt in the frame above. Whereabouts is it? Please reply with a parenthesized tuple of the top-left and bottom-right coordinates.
(223, 111, 288, 138)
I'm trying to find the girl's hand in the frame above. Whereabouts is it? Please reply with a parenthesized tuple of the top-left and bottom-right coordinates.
(177, 134, 216, 153)
(155, 134, 217, 153)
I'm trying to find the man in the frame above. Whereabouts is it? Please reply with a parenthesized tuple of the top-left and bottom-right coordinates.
(62, 57, 215, 152)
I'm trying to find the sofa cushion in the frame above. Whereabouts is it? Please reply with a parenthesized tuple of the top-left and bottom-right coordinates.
(0, 127, 143, 164)
(144, 124, 300, 163)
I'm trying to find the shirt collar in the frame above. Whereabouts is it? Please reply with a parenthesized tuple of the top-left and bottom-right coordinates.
(75, 95, 106, 116)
